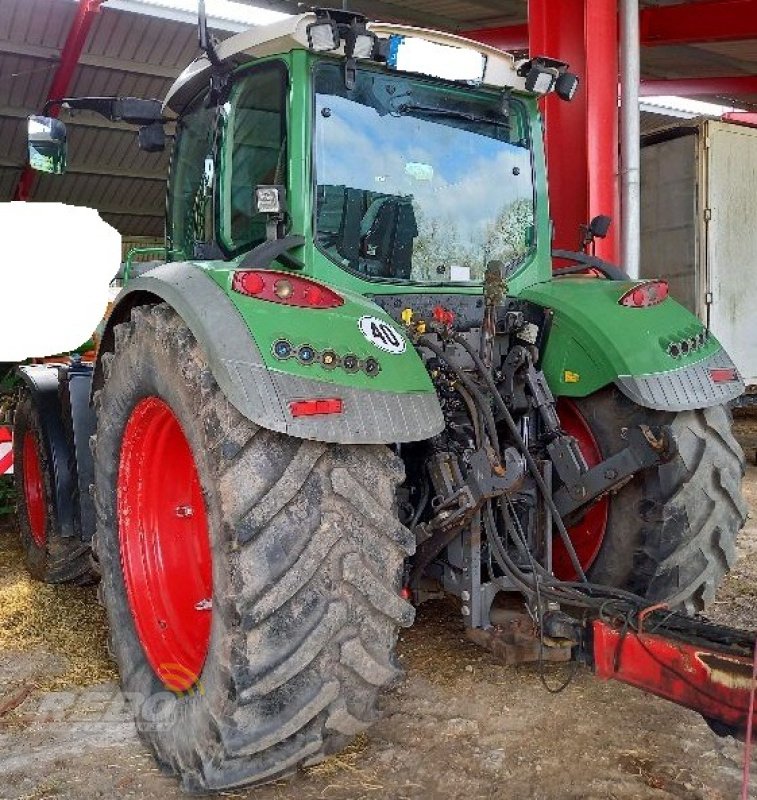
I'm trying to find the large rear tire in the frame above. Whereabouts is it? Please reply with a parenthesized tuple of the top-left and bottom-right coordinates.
(92, 303, 415, 792)
(13, 389, 94, 584)
(556, 387, 747, 613)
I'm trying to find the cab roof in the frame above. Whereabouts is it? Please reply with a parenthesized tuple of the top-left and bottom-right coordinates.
(163, 12, 524, 115)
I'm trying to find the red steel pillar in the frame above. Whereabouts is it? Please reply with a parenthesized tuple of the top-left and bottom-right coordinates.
(529, 0, 620, 262)
(13, 0, 104, 201)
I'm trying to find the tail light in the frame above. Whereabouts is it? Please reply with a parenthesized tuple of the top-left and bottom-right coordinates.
(710, 368, 739, 384)
(290, 398, 343, 417)
(619, 280, 669, 308)
(232, 270, 343, 309)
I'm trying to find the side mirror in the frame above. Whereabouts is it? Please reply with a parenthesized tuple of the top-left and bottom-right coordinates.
(589, 215, 612, 239)
(27, 115, 67, 175)
(580, 214, 612, 253)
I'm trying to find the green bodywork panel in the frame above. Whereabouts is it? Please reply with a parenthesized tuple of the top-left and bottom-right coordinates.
(207, 266, 435, 393)
(137, 49, 712, 407)
(520, 277, 717, 397)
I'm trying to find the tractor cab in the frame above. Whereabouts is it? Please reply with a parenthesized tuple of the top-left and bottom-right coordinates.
(27, 10, 576, 295)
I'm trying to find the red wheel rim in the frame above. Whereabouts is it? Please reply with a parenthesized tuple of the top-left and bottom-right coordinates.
(552, 398, 609, 580)
(22, 432, 46, 547)
(117, 397, 212, 692)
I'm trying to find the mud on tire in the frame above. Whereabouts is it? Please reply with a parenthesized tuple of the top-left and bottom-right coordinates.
(92, 303, 415, 792)
(574, 387, 747, 614)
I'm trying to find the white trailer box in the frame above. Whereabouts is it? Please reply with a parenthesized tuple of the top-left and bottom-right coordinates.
(640, 119, 757, 398)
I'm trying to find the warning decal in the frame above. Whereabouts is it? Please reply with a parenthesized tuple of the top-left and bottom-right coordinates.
(357, 316, 406, 354)
(0, 426, 13, 475)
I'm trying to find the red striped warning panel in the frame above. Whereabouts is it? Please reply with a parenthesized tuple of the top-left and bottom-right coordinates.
(0, 426, 13, 475)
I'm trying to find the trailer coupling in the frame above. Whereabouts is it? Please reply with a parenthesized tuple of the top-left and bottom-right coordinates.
(588, 610, 757, 740)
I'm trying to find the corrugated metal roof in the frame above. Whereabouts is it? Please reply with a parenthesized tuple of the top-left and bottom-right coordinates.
(0, 0, 755, 238)
(0, 0, 196, 237)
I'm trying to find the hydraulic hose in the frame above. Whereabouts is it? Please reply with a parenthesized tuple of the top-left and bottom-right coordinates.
(416, 328, 652, 611)
(418, 336, 501, 459)
(448, 331, 588, 583)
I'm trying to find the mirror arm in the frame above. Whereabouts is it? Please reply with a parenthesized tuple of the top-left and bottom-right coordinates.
(42, 97, 165, 126)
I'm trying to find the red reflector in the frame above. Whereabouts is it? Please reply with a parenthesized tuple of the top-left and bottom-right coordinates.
(619, 280, 669, 308)
(231, 270, 343, 309)
(290, 398, 343, 417)
(710, 367, 739, 383)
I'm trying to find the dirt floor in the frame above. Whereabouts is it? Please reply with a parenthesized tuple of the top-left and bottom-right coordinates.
(1, 416, 756, 800)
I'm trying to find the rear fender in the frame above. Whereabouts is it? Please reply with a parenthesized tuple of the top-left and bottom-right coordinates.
(17, 363, 96, 541)
(521, 278, 744, 411)
(94, 262, 443, 444)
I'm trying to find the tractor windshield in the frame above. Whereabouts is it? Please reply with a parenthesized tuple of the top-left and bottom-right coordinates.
(314, 62, 535, 285)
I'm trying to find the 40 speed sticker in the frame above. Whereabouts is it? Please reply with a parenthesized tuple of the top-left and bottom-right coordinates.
(358, 316, 406, 354)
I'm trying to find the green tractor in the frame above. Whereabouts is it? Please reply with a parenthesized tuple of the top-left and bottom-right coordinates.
(12, 7, 751, 793)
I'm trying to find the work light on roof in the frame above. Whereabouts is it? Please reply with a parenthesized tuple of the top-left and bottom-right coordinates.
(343, 17, 377, 60)
(307, 8, 377, 60)
(307, 18, 340, 52)
(556, 72, 580, 101)
(347, 27, 377, 59)
(518, 56, 580, 102)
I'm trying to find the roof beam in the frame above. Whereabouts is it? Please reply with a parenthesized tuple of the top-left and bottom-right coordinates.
(0, 39, 179, 81)
(466, 1, 757, 52)
(88, 204, 163, 218)
(233, 0, 461, 28)
(641, 0, 757, 47)
(149, 0, 300, 21)
(0, 156, 164, 182)
(328, 0, 461, 30)
(462, 0, 525, 13)
(640, 76, 757, 97)
(723, 111, 757, 125)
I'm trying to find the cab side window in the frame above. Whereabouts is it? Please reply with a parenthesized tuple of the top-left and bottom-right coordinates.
(167, 93, 217, 260)
(220, 62, 287, 255)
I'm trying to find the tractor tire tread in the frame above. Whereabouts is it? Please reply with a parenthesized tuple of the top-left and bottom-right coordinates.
(91, 302, 411, 793)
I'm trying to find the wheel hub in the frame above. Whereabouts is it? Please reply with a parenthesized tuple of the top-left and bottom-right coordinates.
(117, 397, 212, 692)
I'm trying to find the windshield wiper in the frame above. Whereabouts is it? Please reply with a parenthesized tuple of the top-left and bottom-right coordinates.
(395, 103, 509, 127)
